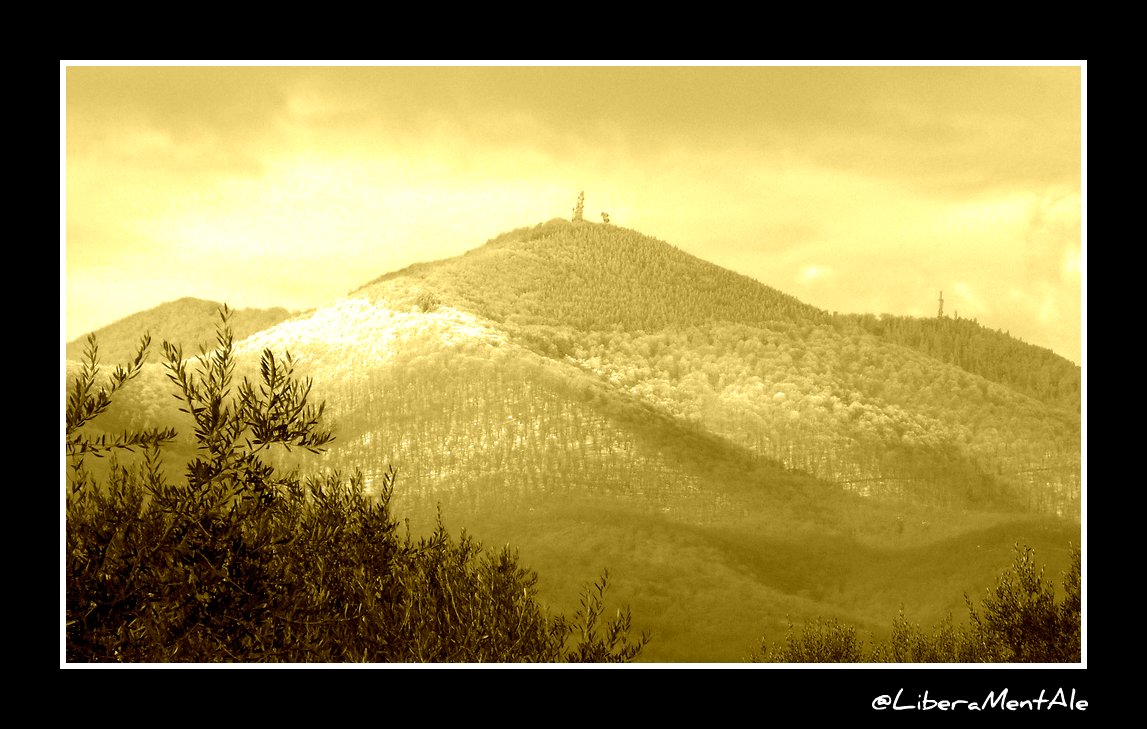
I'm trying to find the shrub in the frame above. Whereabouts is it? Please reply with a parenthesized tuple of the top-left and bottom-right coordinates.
(65, 306, 649, 662)
(751, 617, 865, 663)
(752, 543, 1082, 663)
(415, 291, 441, 313)
(966, 543, 1081, 662)
(870, 610, 988, 663)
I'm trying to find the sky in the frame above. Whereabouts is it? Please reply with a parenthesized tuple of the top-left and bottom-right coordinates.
(62, 63, 1084, 365)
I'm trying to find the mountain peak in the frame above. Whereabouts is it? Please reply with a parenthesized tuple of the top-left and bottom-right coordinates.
(357, 219, 827, 333)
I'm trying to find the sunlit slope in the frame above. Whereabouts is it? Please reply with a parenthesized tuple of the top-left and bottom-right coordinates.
(232, 297, 781, 520)
(65, 297, 296, 364)
(215, 297, 1076, 662)
(354, 219, 1079, 516)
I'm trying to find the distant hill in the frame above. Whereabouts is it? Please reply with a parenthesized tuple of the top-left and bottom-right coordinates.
(68, 218, 1081, 662)
(840, 312, 1081, 413)
(65, 297, 297, 364)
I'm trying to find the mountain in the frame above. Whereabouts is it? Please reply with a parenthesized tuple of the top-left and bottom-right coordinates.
(67, 219, 1082, 662)
(64, 297, 297, 364)
(351, 219, 1080, 513)
(356, 217, 829, 332)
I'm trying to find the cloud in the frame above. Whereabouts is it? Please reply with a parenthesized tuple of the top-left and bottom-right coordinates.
(64, 65, 1081, 363)
(66, 66, 294, 143)
(1022, 188, 1082, 281)
(67, 65, 1082, 193)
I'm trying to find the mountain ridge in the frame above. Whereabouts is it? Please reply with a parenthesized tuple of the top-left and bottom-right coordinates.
(353, 218, 1079, 408)
(72, 219, 1080, 515)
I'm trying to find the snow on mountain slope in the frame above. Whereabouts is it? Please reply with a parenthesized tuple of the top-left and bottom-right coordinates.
(232, 296, 508, 376)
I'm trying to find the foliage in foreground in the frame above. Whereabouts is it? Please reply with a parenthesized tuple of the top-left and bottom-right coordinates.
(752, 542, 1081, 663)
(65, 308, 649, 662)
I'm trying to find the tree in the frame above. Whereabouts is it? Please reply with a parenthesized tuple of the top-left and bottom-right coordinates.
(966, 543, 1081, 662)
(65, 306, 649, 662)
(65, 332, 177, 492)
(572, 191, 585, 222)
(159, 305, 334, 494)
(751, 543, 1081, 663)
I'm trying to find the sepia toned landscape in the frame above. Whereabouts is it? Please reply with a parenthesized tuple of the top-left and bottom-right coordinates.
(63, 65, 1083, 665)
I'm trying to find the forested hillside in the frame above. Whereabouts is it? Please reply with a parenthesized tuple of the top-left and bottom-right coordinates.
(68, 217, 1082, 661)
(357, 218, 829, 332)
(841, 313, 1081, 412)
(355, 219, 1080, 517)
